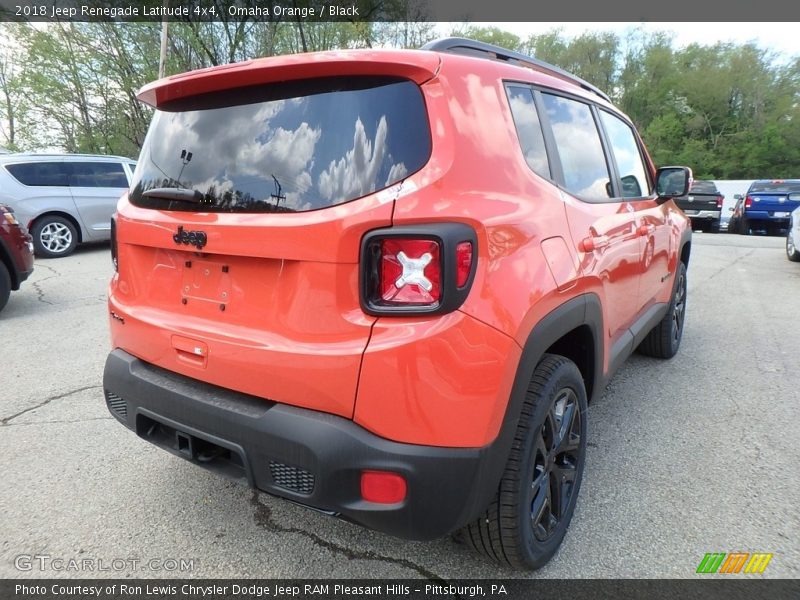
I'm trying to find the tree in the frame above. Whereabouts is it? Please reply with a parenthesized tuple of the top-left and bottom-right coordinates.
(0, 24, 27, 151)
(447, 25, 522, 52)
(2, 20, 799, 179)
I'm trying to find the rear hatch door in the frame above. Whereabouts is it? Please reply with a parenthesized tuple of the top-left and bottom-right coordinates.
(111, 64, 434, 418)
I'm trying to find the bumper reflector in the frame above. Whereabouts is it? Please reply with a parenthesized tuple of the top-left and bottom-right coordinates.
(360, 470, 407, 504)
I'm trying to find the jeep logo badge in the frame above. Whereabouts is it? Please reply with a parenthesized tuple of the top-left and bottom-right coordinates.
(173, 226, 207, 249)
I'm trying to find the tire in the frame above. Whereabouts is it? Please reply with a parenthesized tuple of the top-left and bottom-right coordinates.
(638, 261, 687, 359)
(460, 354, 588, 570)
(31, 215, 78, 258)
(738, 217, 750, 235)
(0, 262, 10, 313)
(787, 230, 800, 262)
(709, 220, 720, 234)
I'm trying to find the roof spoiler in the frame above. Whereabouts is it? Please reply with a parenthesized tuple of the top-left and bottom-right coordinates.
(137, 50, 440, 108)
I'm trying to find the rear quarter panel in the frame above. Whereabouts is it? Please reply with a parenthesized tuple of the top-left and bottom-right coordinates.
(392, 55, 579, 344)
(355, 56, 583, 446)
(1, 181, 84, 237)
(69, 184, 127, 241)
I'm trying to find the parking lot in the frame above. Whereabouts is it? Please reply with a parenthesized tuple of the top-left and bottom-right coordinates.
(1, 233, 798, 579)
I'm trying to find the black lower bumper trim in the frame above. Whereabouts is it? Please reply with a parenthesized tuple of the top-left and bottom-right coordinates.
(102, 349, 501, 540)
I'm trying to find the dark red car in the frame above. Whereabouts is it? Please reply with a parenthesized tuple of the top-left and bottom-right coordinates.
(0, 204, 34, 312)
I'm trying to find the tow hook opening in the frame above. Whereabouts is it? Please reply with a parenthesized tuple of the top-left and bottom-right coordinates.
(136, 413, 246, 480)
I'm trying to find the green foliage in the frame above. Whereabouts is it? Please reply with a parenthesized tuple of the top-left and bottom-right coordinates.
(6, 22, 161, 156)
(447, 25, 523, 51)
(0, 23, 28, 151)
(1, 21, 799, 179)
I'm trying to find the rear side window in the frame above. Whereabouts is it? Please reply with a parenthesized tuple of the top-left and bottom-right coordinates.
(505, 86, 550, 179)
(5, 162, 69, 187)
(70, 162, 128, 188)
(541, 94, 612, 202)
(130, 77, 431, 213)
(599, 111, 650, 198)
(749, 181, 800, 193)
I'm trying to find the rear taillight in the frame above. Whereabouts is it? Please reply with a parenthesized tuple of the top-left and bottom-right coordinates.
(379, 239, 441, 304)
(745, 196, 753, 208)
(110, 217, 118, 271)
(1, 205, 19, 226)
(456, 241, 473, 288)
(361, 224, 477, 316)
(716, 195, 724, 209)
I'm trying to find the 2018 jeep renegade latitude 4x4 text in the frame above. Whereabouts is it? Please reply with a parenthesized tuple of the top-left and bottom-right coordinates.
(103, 38, 692, 570)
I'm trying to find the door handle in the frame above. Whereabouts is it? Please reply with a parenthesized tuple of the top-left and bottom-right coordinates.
(171, 335, 208, 368)
(580, 235, 609, 252)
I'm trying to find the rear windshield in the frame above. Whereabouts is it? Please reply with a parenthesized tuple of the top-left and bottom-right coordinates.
(129, 77, 431, 213)
(689, 180, 718, 194)
(749, 181, 800, 193)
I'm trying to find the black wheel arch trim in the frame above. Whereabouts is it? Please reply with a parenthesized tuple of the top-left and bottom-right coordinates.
(457, 293, 603, 529)
(679, 226, 692, 266)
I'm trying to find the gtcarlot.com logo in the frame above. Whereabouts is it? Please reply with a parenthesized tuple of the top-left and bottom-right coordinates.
(696, 552, 773, 574)
(14, 554, 195, 573)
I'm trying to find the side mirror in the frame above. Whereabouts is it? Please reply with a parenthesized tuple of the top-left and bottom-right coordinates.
(734, 194, 743, 200)
(620, 174, 642, 197)
(655, 166, 692, 199)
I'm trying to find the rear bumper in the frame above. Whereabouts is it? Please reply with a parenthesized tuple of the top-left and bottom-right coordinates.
(2, 226, 34, 289)
(103, 349, 499, 541)
(685, 210, 720, 220)
(745, 211, 792, 222)
(16, 267, 33, 288)
(17, 238, 34, 285)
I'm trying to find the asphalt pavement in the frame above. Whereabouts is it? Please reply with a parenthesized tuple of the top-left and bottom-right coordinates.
(1, 233, 798, 579)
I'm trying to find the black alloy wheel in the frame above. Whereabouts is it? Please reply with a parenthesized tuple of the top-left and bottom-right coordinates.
(529, 387, 582, 542)
(460, 354, 588, 570)
(638, 260, 688, 359)
(671, 265, 687, 347)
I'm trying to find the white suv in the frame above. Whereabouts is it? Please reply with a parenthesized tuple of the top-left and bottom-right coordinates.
(788, 203, 800, 262)
(0, 154, 136, 257)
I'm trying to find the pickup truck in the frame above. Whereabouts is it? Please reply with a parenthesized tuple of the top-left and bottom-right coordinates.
(674, 180, 724, 233)
(734, 180, 800, 235)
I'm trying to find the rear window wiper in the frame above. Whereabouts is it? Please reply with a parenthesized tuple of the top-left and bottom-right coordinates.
(141, 187, 204, 203)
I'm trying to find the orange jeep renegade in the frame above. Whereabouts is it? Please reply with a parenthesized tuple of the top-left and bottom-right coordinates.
(104, 38, 692, 570)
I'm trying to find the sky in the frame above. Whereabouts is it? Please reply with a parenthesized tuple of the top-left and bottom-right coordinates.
(462, 22, 800, 61)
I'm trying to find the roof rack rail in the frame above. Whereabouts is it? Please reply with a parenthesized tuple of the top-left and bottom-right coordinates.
(421, 37, 611, 103)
